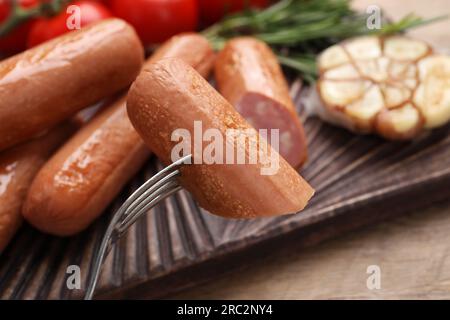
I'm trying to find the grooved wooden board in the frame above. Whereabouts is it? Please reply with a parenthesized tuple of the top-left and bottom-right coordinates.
(0, 82, 449, 300)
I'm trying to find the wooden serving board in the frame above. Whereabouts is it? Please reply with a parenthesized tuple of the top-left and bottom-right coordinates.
(0, 82, 449, 300)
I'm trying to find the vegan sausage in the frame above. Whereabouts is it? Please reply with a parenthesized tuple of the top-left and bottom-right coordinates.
(215, 37, 308, 168)
(0, 18, 144, 152)
(0, 123, 76, 251)
(23, 97, 150, 236)
(149, 32, 215, 78)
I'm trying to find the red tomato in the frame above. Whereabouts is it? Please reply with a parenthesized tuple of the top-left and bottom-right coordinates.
(199, 0, 269, 25)
(91, 0, 111, 5)
(0, 0, 39, 53)
(27, 0, 113, 47)
(109, 0, 198, 46)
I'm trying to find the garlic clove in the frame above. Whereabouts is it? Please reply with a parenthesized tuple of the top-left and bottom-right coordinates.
(376, 103, 422, 140)
(414, 79, 450, 129)
(384, 36, 431, 61)
(404, 78, 418, 90)
(318, 44, 350, 71)
(319, 80, 368, 107)
(345, 85, 384, 131)
(414, 55, 450, 128)
(356, 58, 389, 82)
(380, 83, 412, 108)
(344, 36, 381, 60)
(418, 55, 450, 80)
(323, 63, 360, 80)
(389, 60, 418, 79)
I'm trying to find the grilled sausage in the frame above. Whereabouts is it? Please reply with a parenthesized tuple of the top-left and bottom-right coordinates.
(215, 37, 308, 168)
(23, 97, 149, 236)
(127, 59, 314, 218)
(23, 34, 214, 236)
(0, 123, 76, 251)
(149, 32, 215, 78)
(0, 18, 144, 152)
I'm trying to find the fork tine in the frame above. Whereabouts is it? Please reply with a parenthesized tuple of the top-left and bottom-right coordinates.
(116, 155, 191, 221)
(118, 181, 182, 234)
(121, 170, 180, 226)
(84, 204, 126, 300)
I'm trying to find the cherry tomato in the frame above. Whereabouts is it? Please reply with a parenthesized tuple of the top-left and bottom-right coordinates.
(0, 0, 39, 53)
(199, 0, 270, 25)
(109, 0, 198, 46)
(27, 0, 113, 48)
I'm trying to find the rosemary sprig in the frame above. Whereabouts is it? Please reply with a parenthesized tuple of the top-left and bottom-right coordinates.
(204, 0, 447, 83)
(277, 54, 317, 83)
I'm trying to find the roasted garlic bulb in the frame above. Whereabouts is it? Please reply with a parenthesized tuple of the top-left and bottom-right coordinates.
(316, 35, 450, 140)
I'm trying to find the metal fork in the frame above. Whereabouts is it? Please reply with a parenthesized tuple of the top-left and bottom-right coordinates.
(83, 154, 192, 300)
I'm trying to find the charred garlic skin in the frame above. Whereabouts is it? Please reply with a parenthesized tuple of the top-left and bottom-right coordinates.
(317, 35, 450, 140)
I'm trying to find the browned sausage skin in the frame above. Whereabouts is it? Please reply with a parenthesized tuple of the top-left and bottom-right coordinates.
(0, 18, 144, 152)
(0, 123, 76, 251)
(23, 97, 150, 236)
(215, 37, 308, 168)
(149, 32, 215, 78)
(127, 59, 314, 218)
(23, 34, 214, 236)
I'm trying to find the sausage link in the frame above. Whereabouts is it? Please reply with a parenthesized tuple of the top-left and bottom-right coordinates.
(23, 97, 149, 236)
(148, 32, 215, 78)
(215, 37, 308, 168)
(127, 59, 314, 218)
(0, 123, 76, 251)
(23, 34, 214, 236)
(0, 18, 144, 152)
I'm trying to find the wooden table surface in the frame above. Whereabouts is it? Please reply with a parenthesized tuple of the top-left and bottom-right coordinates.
(164, 0, 450, 300)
